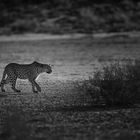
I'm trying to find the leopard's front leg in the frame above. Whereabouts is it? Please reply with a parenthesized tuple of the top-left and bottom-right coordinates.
(29, 78, 41, 93)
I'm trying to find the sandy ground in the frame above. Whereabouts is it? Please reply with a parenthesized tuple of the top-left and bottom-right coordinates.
(0, 34, 140, 139)
(0, 32, 140, 42)
(0, 34, 140, 104)
(0, 32, 140, 82)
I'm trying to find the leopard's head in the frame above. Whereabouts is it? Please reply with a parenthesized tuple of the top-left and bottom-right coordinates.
(45, 64, 52, 74)
(33, 61, 53, 74)
(41, 64, 52, 74)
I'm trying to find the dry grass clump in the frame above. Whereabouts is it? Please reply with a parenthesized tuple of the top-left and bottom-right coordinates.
(76, 60, 140, 106)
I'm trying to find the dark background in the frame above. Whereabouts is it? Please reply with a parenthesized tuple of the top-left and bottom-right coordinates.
(0, 0, 140, 34)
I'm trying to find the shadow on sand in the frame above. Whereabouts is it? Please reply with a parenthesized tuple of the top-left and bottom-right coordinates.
(0, 93, 7, 97)
(46, 104, 139, 113)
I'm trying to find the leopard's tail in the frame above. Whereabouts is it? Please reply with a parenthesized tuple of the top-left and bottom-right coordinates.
(0, 69, 6, 87)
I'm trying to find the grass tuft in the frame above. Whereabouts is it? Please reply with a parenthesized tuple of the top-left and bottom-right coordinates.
(76, 60, 140, 107)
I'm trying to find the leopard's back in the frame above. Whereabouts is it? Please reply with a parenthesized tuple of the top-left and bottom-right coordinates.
(4, 61, 52, 80)
(5, 63, 33, 79)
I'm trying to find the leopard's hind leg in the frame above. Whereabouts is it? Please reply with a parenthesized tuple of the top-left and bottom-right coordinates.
(0, 69, 7, 92)
(10, 75, 21, 93)
(1, 75, 21, 93)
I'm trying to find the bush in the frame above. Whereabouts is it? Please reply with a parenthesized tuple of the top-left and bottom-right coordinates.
(78, 60, 140, 106)
(98, 61, 140, 106)
(78, 7, 106, 33)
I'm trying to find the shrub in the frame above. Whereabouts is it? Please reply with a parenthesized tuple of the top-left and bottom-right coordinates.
(78, 7, 106, 33)
(98, 61, 140, 106)
(78, 60, 140, 106)
(9, 19, 38, 34)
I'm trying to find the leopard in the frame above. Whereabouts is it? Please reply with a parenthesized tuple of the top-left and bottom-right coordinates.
(0, 61, 52, 93)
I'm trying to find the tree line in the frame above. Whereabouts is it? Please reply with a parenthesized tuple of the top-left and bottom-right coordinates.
(0, 0, 138, 8)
